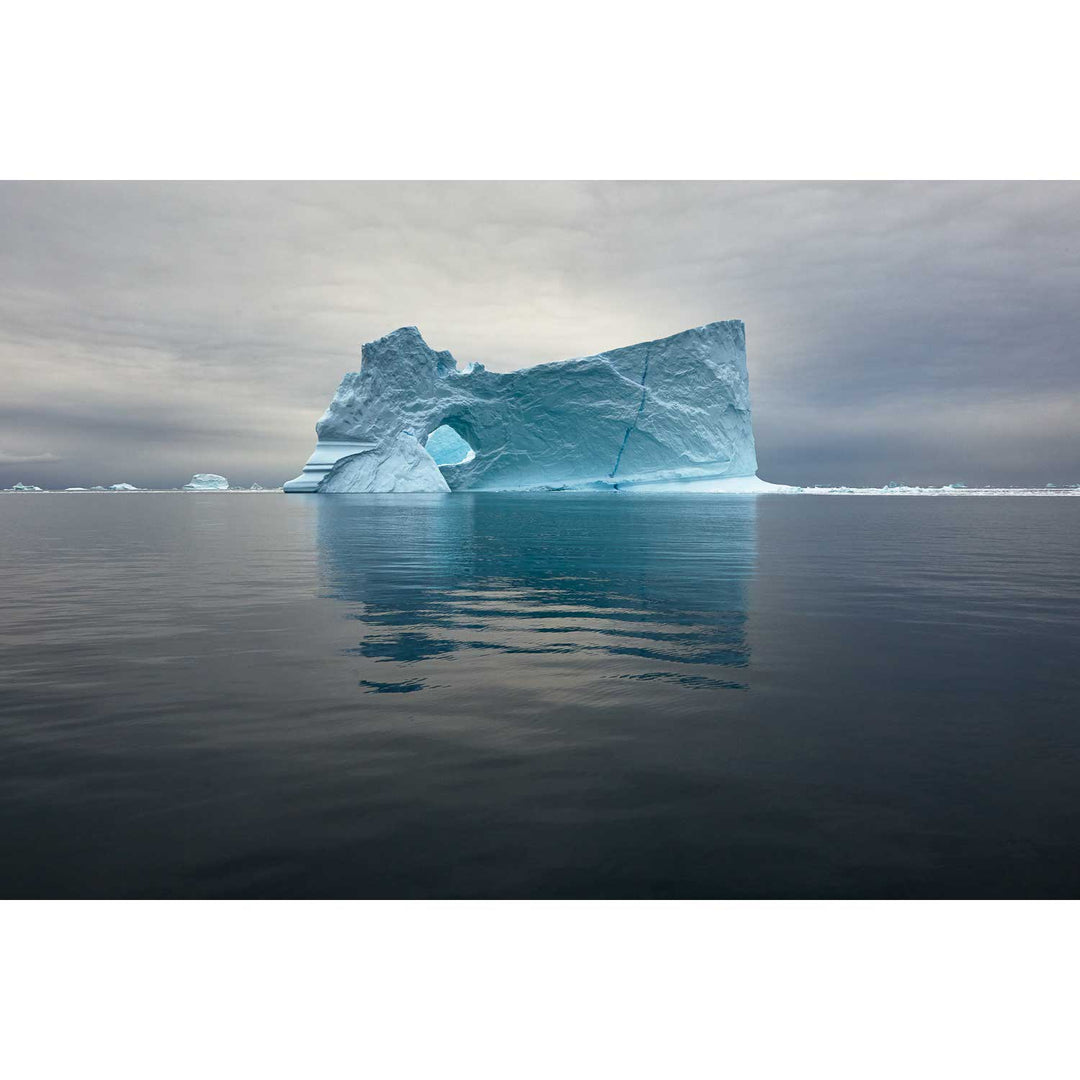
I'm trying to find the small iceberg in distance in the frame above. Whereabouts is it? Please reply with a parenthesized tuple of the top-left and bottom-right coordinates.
(9, 481, 43, 491)
(183, 473, 229, 490)
(108, 483, 140, 491)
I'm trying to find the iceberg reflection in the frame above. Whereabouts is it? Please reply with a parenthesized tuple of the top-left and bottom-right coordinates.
(314, 493, 757, 696)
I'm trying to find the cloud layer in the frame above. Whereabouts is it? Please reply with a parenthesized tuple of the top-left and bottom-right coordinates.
(2, 182, 1077, 487)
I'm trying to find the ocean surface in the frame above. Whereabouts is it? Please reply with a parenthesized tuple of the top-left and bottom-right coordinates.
(1, 492, 1078, 898)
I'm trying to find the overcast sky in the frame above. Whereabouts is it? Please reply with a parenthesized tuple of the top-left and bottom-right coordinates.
(1, 181, 1077, 488)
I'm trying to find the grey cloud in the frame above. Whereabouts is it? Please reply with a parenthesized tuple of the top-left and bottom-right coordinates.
(1, 181, 1078, 488)
(0, 447, 60, 465)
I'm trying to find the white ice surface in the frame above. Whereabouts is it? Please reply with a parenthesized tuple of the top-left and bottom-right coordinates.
(766, 484, 1080, 496)
(319, 432, 451, 493)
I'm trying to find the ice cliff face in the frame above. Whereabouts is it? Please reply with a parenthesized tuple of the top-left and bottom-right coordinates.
(285, 322, 760, 493)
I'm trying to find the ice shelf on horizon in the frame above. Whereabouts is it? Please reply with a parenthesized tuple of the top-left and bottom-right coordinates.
(284, 322, 773, 493)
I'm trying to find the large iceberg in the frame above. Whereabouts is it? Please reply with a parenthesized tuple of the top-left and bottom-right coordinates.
(183, 473, 229, 491)
(285, 322, 770, 493)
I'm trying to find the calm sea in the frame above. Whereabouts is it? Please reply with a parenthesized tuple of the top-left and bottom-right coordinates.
(1, 493, 1078, 898)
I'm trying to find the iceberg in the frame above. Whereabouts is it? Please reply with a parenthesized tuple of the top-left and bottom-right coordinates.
(183, 473, 229, 491)
(285, 322, 768, 493)
(9, 481, 43, 491)
(108, 483, 139, 491)
(319, 431, 450, 493)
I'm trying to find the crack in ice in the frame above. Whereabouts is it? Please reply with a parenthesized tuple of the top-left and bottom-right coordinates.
(610, 345, 652, 479)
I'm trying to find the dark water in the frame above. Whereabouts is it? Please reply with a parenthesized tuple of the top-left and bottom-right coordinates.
(1, 493, 1078, 898)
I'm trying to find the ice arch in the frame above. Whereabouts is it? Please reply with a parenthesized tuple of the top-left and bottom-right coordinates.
(284, 322, 767, 493)
(424, 424, 475, 467)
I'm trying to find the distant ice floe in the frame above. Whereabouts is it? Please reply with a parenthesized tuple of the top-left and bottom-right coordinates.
(765, 484, 1080, 496)
(4, 477, 283, 492)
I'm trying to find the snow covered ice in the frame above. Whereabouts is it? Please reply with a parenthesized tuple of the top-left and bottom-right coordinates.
(285, 322, 773, 493)
(319, 432, 451, 493)
(183, 473, 229, 490)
